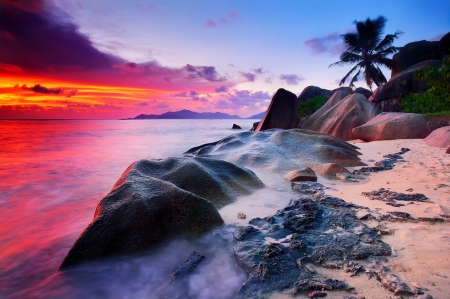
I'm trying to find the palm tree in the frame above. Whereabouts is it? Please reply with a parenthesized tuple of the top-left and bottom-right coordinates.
(330, 16, 403, 90)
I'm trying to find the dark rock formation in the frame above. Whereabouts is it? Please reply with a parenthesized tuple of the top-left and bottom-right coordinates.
(353, 147, 410, 174)
(362, 188, 430, 203)
(391, 40, 440, 77)
(298, 86, 332, 102)
(301, 93, 376, 141)
(234, 182, 395, 298)
(355, 87, 373, 99)
(447, 147, 450, 154)
(424, 126, 450, 148)
(255, 88, 299, 131)
(185, 129, 366, 172)
(439, 32, 450, 61)
(369, 60, 442, 112)
(352, 112, 430, 141)
(284, 167, 317, 182)
(365, 260, 419, 296)
(60, 157, 264, 269)
(164, 251, 205, 298)
(250, 121, 259, 131)
(232, 123, 242, 129)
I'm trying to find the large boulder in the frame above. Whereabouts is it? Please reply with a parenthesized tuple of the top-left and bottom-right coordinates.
(355, 87, 373, 99)
(297, 86, 332, 102)
(352, 112, 431, 141)
(439, 32, 450, 61)
(391, 32, 450, 76)
(185, 129, 366, 173)
(301, 93, 376, 141)
(424, 126, 450, 148)
(391, 40, 440, 77)
(331, 86, 353, 96)
(369, 59, 442, 112)
(60, 157, 264, 269)
(255, 88, 299, 131)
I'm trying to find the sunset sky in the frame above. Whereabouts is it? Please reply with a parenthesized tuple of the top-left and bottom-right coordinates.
(1, 0, 449, 119)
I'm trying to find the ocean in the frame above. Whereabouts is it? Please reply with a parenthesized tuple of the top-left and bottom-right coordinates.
(0, 119, 296, 299)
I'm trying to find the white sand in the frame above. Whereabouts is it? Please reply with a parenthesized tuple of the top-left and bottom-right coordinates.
(220, 138, 450, 298)
(315, 139, 450, 299)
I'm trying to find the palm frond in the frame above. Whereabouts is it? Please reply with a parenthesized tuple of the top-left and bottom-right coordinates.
(349, 69, 362, 88)
(339, 64, 360, 86)
(339, 51, 362, 63)
(374, 30, 404, 52)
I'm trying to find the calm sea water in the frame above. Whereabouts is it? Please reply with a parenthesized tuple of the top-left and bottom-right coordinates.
(1, 119, 287, 299)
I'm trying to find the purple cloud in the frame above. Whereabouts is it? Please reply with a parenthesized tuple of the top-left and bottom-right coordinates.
(265, 77, 273, 84)
(184, 64, 226, 82)
(279, 74, 304, 85)
(304, 32, 345, 56)
(213, 89, 271, 110)
(240, 72, 256, 82)
(205, 20, 217, 28)
(113, 62, 145, 73)
(215, 86, 228, 93)
(252, 68, 263, 74)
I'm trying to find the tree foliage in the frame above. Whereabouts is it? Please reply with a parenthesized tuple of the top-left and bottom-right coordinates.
(299, 96, 328, 117)
(330, 16, 403, 90)
(399, 54, 450, 113)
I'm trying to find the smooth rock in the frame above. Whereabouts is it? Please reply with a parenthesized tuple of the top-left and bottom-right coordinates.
(310, 163, 350, 179)
(60, 157, 264, 269)
(352, 112, 430, 141)
(424, 126, 450, 148)
(232, 123, 242, 129)
(256, 88, 299, 131)
(354, 87, 373, 99)
(298, 86, 332, 102)
(301, 93, 376, 141)
(185, 129, 366, 172)
(391, 40, 440, 77)
(370, 60, 442, 112)
(285, 167, 317, 182)
(250, 121, 259, 131)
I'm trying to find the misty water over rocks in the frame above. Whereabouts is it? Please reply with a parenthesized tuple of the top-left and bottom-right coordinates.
(0, 119, 260, 298)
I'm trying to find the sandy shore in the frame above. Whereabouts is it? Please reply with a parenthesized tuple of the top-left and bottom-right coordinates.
(308, 139, 450, 299)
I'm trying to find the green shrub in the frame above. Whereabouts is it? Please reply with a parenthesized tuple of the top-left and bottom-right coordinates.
(299, 95, 328, 117)
(399, 53, 450, 113)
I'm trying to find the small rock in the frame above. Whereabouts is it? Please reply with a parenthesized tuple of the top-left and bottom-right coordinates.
(285, 167, 317, 182)
(415, 294, 433, 299)
(232, 124, 242, 129)
(305, 264, 317, 273)
(237, 213, 246, 219)
(406, 188, 413, 192)
(308, 290, 327, 298)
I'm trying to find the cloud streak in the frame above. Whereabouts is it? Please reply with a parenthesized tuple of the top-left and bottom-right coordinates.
(304, 32, 346, 56)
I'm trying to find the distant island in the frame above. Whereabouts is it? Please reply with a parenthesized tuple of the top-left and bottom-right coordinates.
(129, 109, 265, 120)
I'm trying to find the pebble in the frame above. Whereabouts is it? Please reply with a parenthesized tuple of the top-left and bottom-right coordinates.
(308, 291, 327, 298)
(237, 213, 246, 219)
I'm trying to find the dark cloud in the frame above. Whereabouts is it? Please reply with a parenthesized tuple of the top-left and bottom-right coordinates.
(215, 86, 228, 93)
(205, 20, 217, 28)
(0, 0, 122, 72)
(113, 62, 145, 73)
(304, 32, 345, 56)
(184, 64, 226, 82)
(66, 90, 78, 97)
(66, 103, 91, 108)
(22, 84, 63, 94)
(279, 74, 304, 85)
(240, 72, 256, 82)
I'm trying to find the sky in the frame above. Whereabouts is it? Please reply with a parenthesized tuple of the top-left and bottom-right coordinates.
(0, 0, 449, 119)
